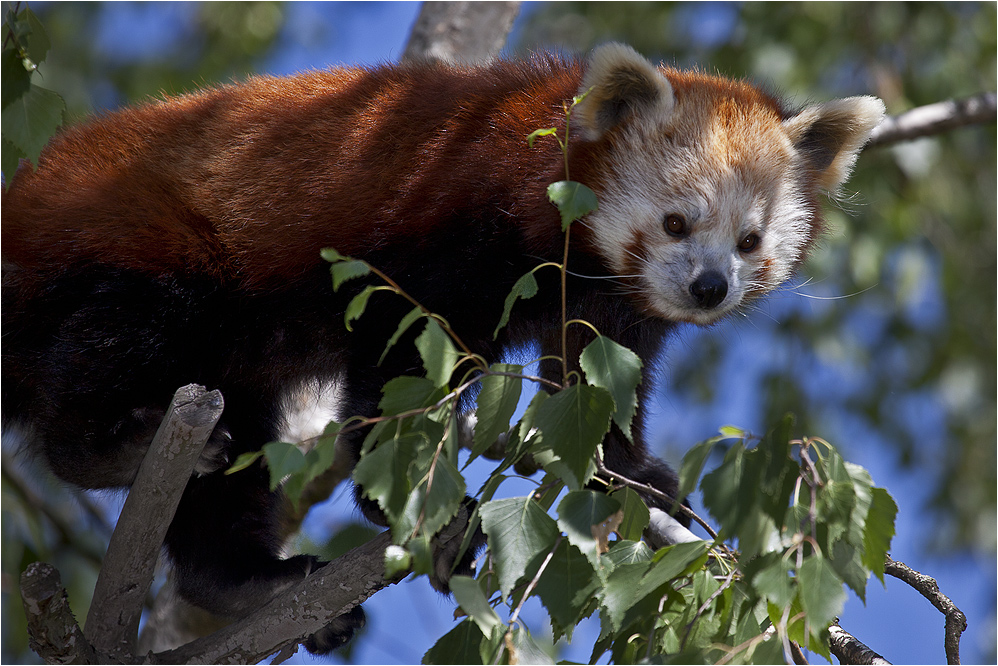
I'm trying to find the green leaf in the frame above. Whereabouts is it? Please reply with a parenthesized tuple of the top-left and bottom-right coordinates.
(526, 127, 558, 147)
(21, 8, 52, 65)
(557, 490, 621, 573)
(330, 258, 371, 291)
(320, 247, 350, 263)
(479, 496, 559, 599)
(450, 575, 503, 637)
(353, 432, 419, 524)
(399, 455, 466, 541)
(677, 438, 717, 506)
(533, 539, 600, 630)
(746, 552, 795, 609)
(638, 541, 710, 596)
(226, 450, 263, 475)
(262, 441, 306, 491)
(415, 319, 460, 387)
(863, 487, 897, 584)
(1, 83, 64, 164)
(797, 554, 847, 630)
(379, 306, 425, 365)
(1, 49, 31, 109)
(597, 561, 650, 633)
(493, 270, 538, 339)
(609, 487, 650, 541)
(579, 336, 642, 441)
(829, 539, 869, 602)
(506, 625, 554, 665)
(344, 284, 378, 331)
(547, 180, 598, 231)
(603, 539, 653, 567)
(533, 383, 615, 489)
(422, 619, 495, 665)
(472, 364, 523, 460)
(378, 375, 443, 416)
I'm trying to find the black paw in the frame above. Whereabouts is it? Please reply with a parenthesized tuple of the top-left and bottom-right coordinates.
(427, 500, 486, 593)
(194, 426, 233, 476)
(303, 605, 366, 654)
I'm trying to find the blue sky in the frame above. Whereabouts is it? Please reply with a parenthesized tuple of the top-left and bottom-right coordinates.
(29, 2, 994, 664)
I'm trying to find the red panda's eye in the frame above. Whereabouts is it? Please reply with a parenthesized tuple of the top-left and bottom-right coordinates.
(739, 233, 761, 252)
(664, 214, 686, 237)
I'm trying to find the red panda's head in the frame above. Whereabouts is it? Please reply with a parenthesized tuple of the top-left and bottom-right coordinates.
(571, 43, 885, 325)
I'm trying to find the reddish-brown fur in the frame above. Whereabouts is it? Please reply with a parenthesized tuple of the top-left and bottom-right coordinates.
(5, 58, 592, 290)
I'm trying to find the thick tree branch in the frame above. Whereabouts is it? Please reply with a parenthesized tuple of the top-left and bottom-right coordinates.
(403, 1, 520, 64)
(867, 92, 996, 147)
(84, 384, 223, 660)
(829, 622, 891, 665)
(20, 562, 98, 664)
(884, 556, 967, 664)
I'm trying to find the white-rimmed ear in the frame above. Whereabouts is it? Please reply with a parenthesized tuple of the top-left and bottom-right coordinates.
(574, 43, 676, 141)
(783, 96, 886, 193)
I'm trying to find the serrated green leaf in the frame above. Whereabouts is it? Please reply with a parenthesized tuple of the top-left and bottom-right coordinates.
(603, 539, 653, 567)
(479, 496, 559, 600)
(533, 383, 615, 489)
(493, 270, 539, 339)
(557, 490, 621, 574)
(378, 375, 443, 416)
(797, 554, 847, 630)
(506, 625, 554, 665)
(320, 247, 350, 263)
(472, 364, 523, 460)
(344, 284, 378, 331)
(262, 441, 306, 491)
(829, 538, 869, 602)
(450, 575, 503, 636)
(398, 454, 465, 541)
(678, 438, 717, 505)
(597, 560, 650, 633)
(330, 258, 371, 291)
(638, 541, 709, 596)
(379, 306, 424, 365)
(415, 319, 460, 387)
(422, 619, 489, 665)
(1, 49, 31, 109)
(863, 487, 897, 584)
(533, 539, 600, 629)
(609, 487, 650, 541)
(1, 83, 63, 163)
(547, 180, 598, 231)
(353, 432, 419, 524)
(21, 8, 51, 65)
(579, 336, 642, 441)
(747, 552, 795, 609)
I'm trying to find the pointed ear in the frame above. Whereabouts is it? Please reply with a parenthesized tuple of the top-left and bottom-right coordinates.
(574, 43, 675, 141)
(783, 96, 885, 193)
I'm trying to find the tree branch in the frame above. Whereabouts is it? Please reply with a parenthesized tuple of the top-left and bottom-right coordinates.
(19, 562, 98, 664)
(867, 92, 996, 147)
(403, 1, 520, 64)
(884, 556, 967, 665)
(83, 384, 223, 660)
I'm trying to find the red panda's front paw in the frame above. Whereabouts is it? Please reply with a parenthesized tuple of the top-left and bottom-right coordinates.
(193, 427, 233, 476)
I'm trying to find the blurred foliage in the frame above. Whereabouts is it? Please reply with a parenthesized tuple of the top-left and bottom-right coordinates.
(519, 1, 996, 557)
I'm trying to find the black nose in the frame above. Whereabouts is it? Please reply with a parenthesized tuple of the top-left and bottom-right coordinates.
(689, 271, 728, 309)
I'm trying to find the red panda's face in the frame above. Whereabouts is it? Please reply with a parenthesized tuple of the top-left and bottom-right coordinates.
(573, 44, 885, 326)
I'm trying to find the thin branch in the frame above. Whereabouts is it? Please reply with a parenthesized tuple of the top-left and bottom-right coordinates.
(828, 622, 891, 665)
(884, 556, 967, 664)
(867, 92, 996, 147)
(84, 384, 223, 659)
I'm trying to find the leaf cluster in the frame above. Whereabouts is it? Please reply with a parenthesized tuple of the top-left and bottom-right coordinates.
(1, 4, 65, 183)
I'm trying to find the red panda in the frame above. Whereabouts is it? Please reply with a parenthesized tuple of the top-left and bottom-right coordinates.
(1, 43, 884, 651)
